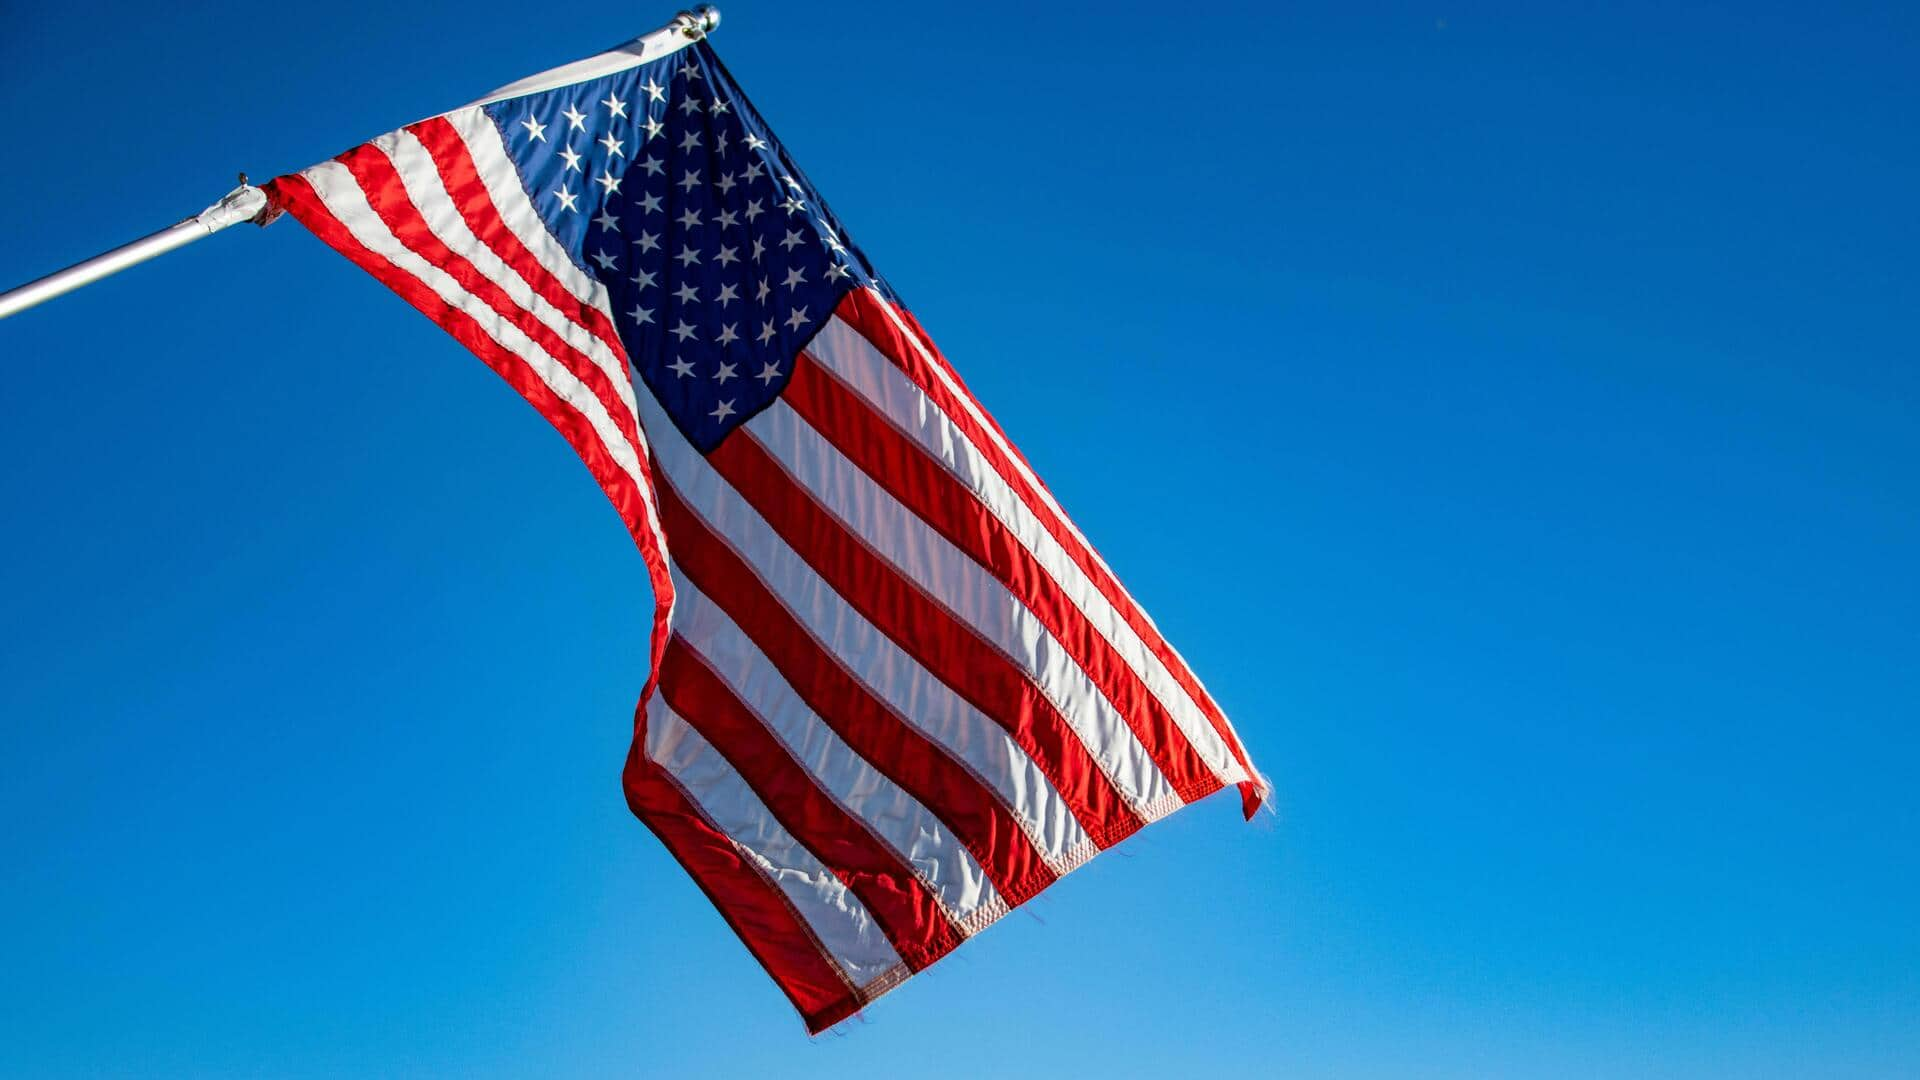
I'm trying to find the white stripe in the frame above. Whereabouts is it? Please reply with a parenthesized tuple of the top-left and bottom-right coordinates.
(671, 576, 1006, 930)
(805, 316, 1252, 789)
(635, 388, 1093, 867)
(861, 288, 1125, 582)
(864, 288, 1255, 776)
(879, 293, 1254, 780)
(438, 110, 681, 603)
(370, 129, 642, 432)
(644, 697, 904, 992)
(445, 108, 610, 309)
(299, 162, 669, 555)
(744, 400, 1184, 811)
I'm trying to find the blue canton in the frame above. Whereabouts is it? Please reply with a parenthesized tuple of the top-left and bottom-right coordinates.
(482, 42, 884, 452)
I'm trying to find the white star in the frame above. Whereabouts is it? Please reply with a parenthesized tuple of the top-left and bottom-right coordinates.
(598, 132, 624, 158)
(561, 104, 588, 131)
(639, 155, 665, 176)
(782, 265, 807, 290)
(644, 117, 665, 141)
(715, 173, 737, 195)
(679, 169, 701, 193)
(745, 133, 768, 151)
(716, 208, 739, 229)
(674, 281, 700, 304)
(553, 186, 579, 212)
(744, 160, 766, 181)
(676, 246, 702, 267)
(823, 231, 847, 254)
(642, 78, 666, 103)
(756, 360, 782, 385)
(638, 192, 663, 215)
(785, 306, 810, 330)
(678, 207, 702, 230)
(636, 230, 661, 252)
(591, 250, 618, 270)
(751, 237, 766, 262)
(826, 262, 851, 282)
(601, 92, 628, 119)
(755, 277, 771, 302)
(678, 95, 703, 116)
(630, 267, 658, 290)
(668, 356, 696, 377)
(782, 174, 803, 190)
(782, 195, 808, 216)
(715, 244, 739, 267)
(717, 131, 731, 156)
(595, 172, 622, 195)
(744, 199, 765, 222)
(559, 145, 583, 171)
(679, 130, 701, 153)
(781, 229, 805, 252)
(711, 98, 731, 115)
(678, 60, 703, 81)
(672, 319, 698, 343)
(713, 359, 738, 383)
(716, 322, 739, 345)
(710, 399, 735, 422)
(757, 319, 777, 345)
(715, 281, 739, 305)
(593, 208, 620, 232)
(521, 115, 547, 141)
(629, 304, 654, 325)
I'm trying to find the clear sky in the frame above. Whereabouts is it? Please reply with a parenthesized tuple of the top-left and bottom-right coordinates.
(2, 2, 1916, 1076)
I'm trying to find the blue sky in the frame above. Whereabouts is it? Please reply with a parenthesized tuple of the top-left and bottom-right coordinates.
(2, 2, 1916, 1076)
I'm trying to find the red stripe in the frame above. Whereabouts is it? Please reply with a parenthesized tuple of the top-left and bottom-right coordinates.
(265, 173, 652, 556)
(883, 297, 1261, 803)
(782, 356, 1224, 805)
(406, 117, 629, 365)
(658, 637, 966, 969)
(269, 165, 874, 1028)
(330, 144, 648, 471)
(652, 478, 1063, 905)
(387, 119, 683, 732)
(887, 299, 1047, 487)
(620, 747, 863, 1034)
(835, 289, 1264, 817)
(703, 427, 1146, 847)
(266, 166, 678, 828)
(397, 120, 689, 797)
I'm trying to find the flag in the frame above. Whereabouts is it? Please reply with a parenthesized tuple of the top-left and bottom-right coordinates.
(263, 25, 1268, 1032)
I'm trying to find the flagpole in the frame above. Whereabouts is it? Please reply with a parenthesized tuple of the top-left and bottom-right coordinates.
(0, 5, 723, 323)
(0, 181, 270, 321)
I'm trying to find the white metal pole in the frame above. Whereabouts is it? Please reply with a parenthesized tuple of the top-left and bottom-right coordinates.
(0, 183, 270, 322)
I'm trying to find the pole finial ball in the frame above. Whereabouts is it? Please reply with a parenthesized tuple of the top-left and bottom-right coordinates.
(677, 5, 720, 39)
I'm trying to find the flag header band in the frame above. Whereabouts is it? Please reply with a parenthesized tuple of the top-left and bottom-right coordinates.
(468, 6, 721, 108)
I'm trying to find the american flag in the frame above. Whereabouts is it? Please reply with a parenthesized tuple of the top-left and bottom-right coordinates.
(264, 25, 1267, 1032)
